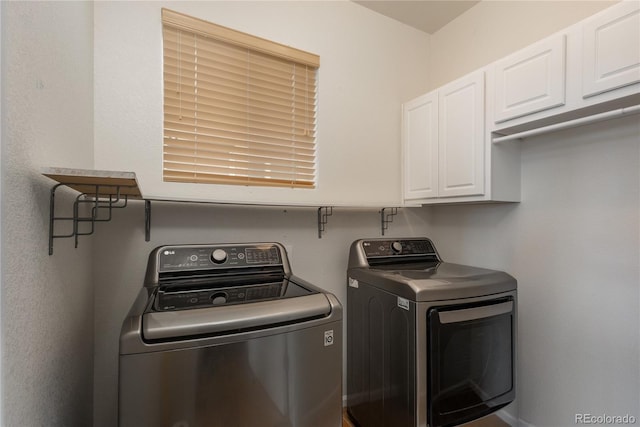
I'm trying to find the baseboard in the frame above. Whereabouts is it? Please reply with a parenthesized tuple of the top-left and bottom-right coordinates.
(496, 409, 536, 427)
(496, 409, 518, 426)
(497, 409, 537, 427)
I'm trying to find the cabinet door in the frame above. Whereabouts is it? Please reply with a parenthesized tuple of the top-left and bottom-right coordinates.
(438, 71, 485, 198)
(402, 92, 438, 200)
(582, 1, 640, 98)
(494, 34, 566, 123)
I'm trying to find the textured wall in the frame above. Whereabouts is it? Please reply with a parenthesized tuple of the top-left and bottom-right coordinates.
(1, 2, 94, 426)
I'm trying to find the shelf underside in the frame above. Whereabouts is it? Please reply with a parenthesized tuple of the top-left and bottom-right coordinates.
(43, 167, 142, 198)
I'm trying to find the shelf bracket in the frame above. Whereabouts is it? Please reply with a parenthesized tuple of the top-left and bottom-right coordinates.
(145, 200, 152, 242)
(48, 184, 132, 255)
(43, 168, 142, 255)
(317, 206, 333, 238)
(380, 207, 399, 236)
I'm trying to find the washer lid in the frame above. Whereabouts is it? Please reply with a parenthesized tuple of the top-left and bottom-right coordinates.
(154, 275, 315, 312)
(142, 292, 332, 341)
(348, 262, 516, 302)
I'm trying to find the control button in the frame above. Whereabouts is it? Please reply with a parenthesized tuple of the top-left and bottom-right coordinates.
(391, 241, 403, 254)
(211, 292, 227, 305)
(211, 249, 228, 264)
(189, 254, 198, 262)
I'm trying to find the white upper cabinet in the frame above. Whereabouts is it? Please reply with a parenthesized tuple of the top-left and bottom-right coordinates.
(582, 1, 640, 98)
(402, 92, 438, 200)
(401, 2, 638, 205)
(493, 34, 566, 123)
(438, 72, 485, 197)
(490, 1, 640, 133)
(402, 70, 497, 204)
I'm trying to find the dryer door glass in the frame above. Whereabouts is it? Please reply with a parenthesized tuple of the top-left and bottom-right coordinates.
(427, 297, 515, 427)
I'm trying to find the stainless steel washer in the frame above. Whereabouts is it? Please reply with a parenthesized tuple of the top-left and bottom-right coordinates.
(119, 242, 342, 427)
(347, 238, 517, 427)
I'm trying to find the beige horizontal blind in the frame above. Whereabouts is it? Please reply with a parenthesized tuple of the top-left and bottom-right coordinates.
(162, 9, 319, 188)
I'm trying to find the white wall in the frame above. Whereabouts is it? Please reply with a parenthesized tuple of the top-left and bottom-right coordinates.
(425, 3, 639, 425)
(0, 3, 4, 423)
(426, 116, 639, 427)
(93, 0, 431, 206)
(1, 1, 94, 426)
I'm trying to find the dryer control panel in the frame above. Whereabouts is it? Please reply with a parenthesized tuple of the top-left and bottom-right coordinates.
(362, 239, 437, 258)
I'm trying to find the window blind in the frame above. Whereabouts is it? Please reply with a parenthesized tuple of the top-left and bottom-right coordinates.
(162, 9, 319, 189)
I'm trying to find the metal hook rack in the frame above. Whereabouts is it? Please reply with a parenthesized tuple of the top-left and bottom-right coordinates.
(43, 168, 143, 255)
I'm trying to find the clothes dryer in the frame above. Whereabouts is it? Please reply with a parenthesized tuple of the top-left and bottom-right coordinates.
(347, 238, 516, 427)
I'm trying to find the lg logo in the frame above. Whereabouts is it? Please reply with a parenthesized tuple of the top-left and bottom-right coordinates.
(324, 330, 334, 346)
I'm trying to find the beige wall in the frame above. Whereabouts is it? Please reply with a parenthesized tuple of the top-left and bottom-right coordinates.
(428, 0, 617, 89)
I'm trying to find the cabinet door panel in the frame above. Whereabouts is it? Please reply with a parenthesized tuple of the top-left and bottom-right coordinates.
(494, 35, 566, 123)
(582, 1, 640, 97)
(438, 72, 485, 198)
(403, 92, 438, 200)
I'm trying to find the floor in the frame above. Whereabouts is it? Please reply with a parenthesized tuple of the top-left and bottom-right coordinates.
(342, 409, 355, 427)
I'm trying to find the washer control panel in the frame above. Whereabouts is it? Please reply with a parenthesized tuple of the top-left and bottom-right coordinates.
(157, 243, 282, 272)
(362, 239, 437, 258)
(156, 282, 284, 310)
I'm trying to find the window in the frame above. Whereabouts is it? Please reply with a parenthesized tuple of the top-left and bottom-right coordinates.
(162, 9, 318, 189)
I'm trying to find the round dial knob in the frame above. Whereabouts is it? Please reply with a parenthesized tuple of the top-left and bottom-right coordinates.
(211, 249, 228, 264)
(211, 292, 227, 305)
(391, 241, 403, 254)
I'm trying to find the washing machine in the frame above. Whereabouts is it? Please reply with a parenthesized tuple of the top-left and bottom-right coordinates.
(347, 237, 517, 427)
(119, 242, 342, 427)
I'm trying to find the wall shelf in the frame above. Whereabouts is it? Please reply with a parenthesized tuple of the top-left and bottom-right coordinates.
(43, 167, 403, 254)
(43, 167, 143, 255)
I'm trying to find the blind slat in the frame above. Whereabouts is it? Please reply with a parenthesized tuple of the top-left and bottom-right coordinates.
(164, 137, 316, 159)
(163, 172, 314, 189)
(164, 146, 316, 167)
(164, 158, 315, 180)
(164, 111, 316, 139)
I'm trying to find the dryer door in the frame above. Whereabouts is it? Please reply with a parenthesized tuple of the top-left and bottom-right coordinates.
(427, 297, 515, 427)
